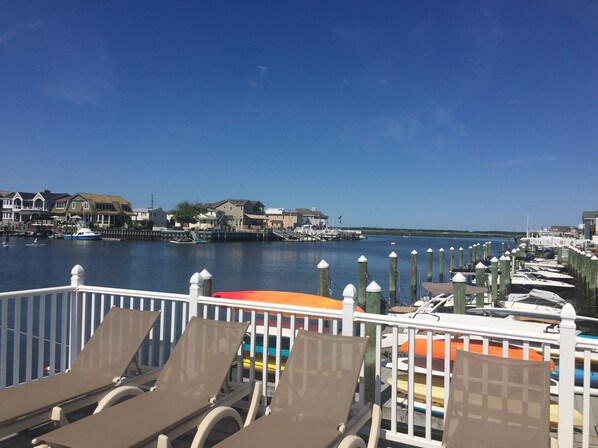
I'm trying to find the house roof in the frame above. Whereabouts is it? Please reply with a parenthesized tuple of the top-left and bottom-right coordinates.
(71, 193, 132, 204)
(14, 192, 36, 200)
(211, 199, 264, 208)
(295, 208, 328, 218)
(38, 191, 70, 201)
(582, 211, 598, 220)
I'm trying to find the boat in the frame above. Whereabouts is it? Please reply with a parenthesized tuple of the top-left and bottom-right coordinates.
(516, 267, 574, 282)
(170, 236, 197, 244)
(63, 228, 101, 240)
(499, 289, 569, 313)
(503, 272, 575, 297)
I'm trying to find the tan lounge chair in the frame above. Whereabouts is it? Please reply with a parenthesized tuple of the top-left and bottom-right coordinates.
(212, 330, 381, 448)
(442, 350, 552, 448)
(0, 307, 160, 439)
(36, 317, 256, 448)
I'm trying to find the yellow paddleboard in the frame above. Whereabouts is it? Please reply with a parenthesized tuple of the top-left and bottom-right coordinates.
(243, 357, 285, 374)
(388, 374, 582, 428)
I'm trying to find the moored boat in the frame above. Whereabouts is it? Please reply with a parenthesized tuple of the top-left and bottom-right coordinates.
(63, 228, 101, 240)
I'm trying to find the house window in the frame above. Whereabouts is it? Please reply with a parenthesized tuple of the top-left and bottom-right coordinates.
(83, 202, 89, 210)
(71, 202, 76, 209)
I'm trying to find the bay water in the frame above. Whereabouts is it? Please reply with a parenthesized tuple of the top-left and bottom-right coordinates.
(0, 234, 513, 303)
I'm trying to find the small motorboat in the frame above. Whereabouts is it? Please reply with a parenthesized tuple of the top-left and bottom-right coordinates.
(63, 228, 102, 240)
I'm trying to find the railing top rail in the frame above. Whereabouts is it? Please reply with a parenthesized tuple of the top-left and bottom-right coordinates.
(355, 311, 561, 345)
(78, 285, 188, 302)
(0, 285, 73, 298)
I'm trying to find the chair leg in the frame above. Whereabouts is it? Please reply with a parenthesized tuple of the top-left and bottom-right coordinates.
(337, 435, 366, 448)
(190, 407, 243, 448)
(157, 434, 172, 448)
(367, 404, 381, 448)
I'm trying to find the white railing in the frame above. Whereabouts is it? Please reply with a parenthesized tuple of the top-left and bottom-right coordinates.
(0, 264, 594, 448)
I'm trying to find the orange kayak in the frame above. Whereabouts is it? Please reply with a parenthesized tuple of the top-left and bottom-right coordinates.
(213, 290, 364, 314)
(400, 338, 555, 370)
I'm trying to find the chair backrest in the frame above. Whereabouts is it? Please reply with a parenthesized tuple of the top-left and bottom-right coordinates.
(269, 330, 368, 427)
(442, 350, 551, 448)
(70, 307, 160, 381)
(155, 318, 249, 399)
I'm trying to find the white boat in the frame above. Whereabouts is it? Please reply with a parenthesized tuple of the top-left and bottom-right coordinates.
(508, 272, 575, 297)
(63, 228, 102, 240)
(517, 267, 574, 282)
(499, 289, 568, 313)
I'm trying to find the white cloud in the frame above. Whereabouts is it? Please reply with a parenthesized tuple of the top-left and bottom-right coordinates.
(257, 65, 268, 76)
(0, 18, 48, 44)
(248, 80, 258, 88)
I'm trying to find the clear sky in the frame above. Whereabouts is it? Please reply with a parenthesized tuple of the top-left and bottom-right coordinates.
(1, 1, 597, 232)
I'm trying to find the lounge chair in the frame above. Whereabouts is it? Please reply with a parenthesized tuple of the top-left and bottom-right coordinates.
(211, 330, 381, 448)
(442, 350, 552, 448)
(35, 317, 257, 448)
(0, 307, 160, 439)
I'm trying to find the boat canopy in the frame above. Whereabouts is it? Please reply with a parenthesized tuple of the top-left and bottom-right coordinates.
(422, 282, 487, 296)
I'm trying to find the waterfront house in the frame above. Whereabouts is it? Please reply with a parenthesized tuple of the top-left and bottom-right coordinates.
(211, 199, 266, 230)
(582, 210, 598, 242)
(295, 207, 329, 228)
(132, 207, 169, 228)
(1, 190, 70, 224)
(264, 207, 299, 229)
(56, 193, 136, 228)
(188, 205, 225, 231)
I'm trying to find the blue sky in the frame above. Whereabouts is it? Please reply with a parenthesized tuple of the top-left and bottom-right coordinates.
(1, 1, 597, 231)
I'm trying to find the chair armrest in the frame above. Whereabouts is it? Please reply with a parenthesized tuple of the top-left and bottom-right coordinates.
(93, 386, 144, 413)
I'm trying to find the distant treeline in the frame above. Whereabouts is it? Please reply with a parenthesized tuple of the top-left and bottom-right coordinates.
(354, 227, 524, 239)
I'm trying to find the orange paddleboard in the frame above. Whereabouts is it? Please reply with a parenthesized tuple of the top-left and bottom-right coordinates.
(400, 338, 555, 370)
(213, 290, 364, 313)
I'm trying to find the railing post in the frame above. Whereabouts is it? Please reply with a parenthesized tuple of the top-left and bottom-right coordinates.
(365, 281, 381, 404)
(200, 269, 212, 297)
(558, 303, 577, 448)
(342, 284, 357, 337)
(69, 265, 85, 367)
(388, 252, 397, 308)
(358, 255, 368, 309)
(189, 272, 201, 319)
(317, 260, 330, 298)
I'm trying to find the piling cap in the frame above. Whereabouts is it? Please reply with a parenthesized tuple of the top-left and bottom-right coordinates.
(358, 255, 367, 262)
(452, 273, 466, 283)
(411, 250, 417, 255)
(450, 247, 454, 250)
(439, 248, 444, 252)
(366, 281, 382, 292)
(592, 255, 598, 261)
(317, 260, 329, 269)
(491, 257, 499, 263)
(389, 251, 397, 258)
(427, 248, 433, 253)
(476, 262, 486, 269)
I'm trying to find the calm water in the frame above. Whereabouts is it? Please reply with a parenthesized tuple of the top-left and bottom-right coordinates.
(0, 234, 513, 303)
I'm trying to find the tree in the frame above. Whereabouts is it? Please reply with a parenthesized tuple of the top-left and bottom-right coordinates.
(170, 201, 206, 226)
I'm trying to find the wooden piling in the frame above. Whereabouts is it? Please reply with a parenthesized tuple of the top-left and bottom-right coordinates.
(452, 273, 466, 314)
(449, 247, 455, 273)
(200, 269, 212, 296)
(358, 255, 368, 309)
(389, 252, 397, 308)
(475, 262, 486, 308)
(439, 248, 445, 283)
(458, 247, 464, 269)
(490, 257, 499, 304)
(499, 255, 508, 300)
(365, 281, 381, 403)
(411, 250, 418, 304)
(317, 260, 330, 298)
(426, 248, 433, 282)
